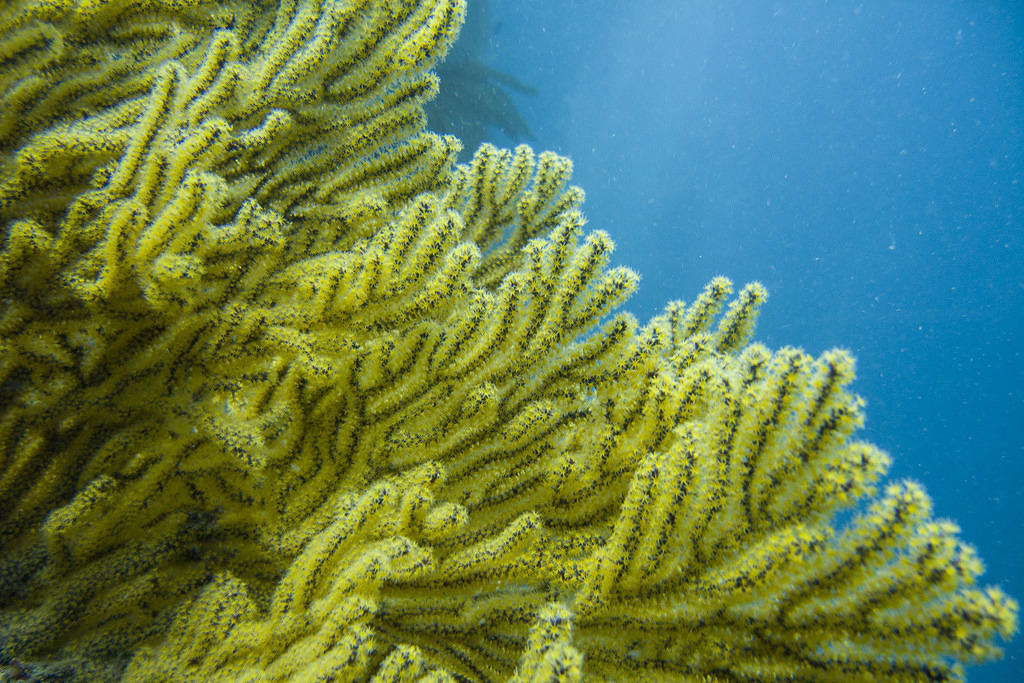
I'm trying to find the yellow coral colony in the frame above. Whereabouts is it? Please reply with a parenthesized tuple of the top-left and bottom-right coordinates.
(0, 0, 1016, 681)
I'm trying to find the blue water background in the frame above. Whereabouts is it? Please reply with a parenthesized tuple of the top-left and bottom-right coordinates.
(477, 1, 1023, 680)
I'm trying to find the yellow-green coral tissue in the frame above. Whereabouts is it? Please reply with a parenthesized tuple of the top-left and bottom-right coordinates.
(0, 0, 1016, 681)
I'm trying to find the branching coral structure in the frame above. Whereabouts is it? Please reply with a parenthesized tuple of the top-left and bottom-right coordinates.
(0, 0, 1016, 681)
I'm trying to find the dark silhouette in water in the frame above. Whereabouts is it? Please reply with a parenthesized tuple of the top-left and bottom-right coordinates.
(426, 0, 536, 158)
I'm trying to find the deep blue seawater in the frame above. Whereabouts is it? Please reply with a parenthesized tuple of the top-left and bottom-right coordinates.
(475, 1, 1023, 680)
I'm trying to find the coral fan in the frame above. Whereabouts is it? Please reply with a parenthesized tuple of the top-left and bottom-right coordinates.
(0, 0, 1016, 681)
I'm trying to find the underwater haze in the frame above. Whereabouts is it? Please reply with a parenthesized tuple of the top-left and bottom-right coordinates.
(476, 1, 1022, 681)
